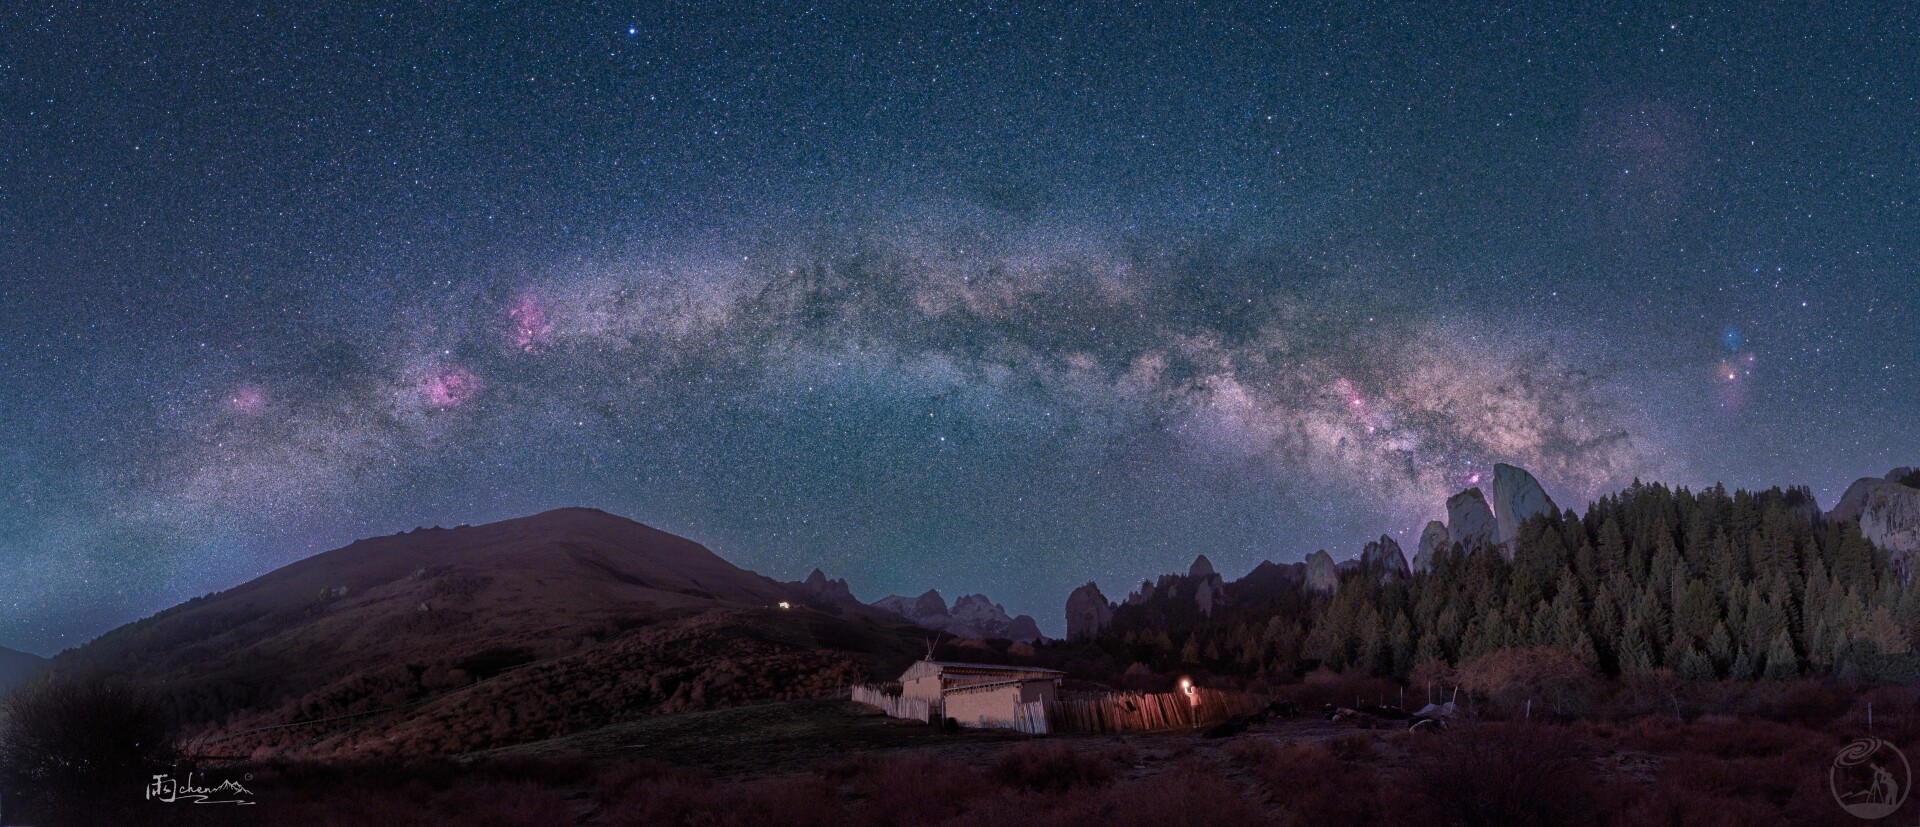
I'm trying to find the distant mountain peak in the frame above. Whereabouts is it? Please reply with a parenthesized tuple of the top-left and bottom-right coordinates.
(1188, 555, 1215, 579)
(0, 645, 47, 693)
(869, 589, 1039, 642)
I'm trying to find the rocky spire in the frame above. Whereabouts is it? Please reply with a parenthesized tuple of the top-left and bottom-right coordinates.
(1065, 582, 1115, 640)
(1414, 520, 1450, 573)
(1492, 463, 1559, 548)
(1446, 487, 1496, 552)
(1305, 550, 1339, 593)
(1362, 534, 1409, 579)
(1188, 554, 1216, 580)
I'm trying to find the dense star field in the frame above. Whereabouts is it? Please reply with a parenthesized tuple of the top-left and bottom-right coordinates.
(1, 3, 1916, 653)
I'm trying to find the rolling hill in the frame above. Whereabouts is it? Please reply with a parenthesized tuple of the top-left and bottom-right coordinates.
(50, 508, 930, 759)
(0, 645, 46, 694)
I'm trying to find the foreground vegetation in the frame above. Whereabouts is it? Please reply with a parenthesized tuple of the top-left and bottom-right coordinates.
(3, 670, 1912, 825)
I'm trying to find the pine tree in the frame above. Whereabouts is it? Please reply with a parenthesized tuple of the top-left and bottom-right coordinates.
(1763, 630, 1799, 680)
(1388, 611, 1415, 679)
(1617, 626, 1654, 676)
(1729, 647, 1758, 680)
(1598, 518, 1628, 580)
(1707, 622, 1733, 672)
(1675, 643, 1716, 682)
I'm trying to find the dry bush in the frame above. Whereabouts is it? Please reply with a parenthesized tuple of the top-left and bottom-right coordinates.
(941, 760, 1263, 827)
(1662, 715, 1827, 760)
(1224, 737, 1280, 766)
(1459, 646, 1600, 718)
(1841, 684, 1920, 743)
(1235, 740, 1384, 825)
(1391, 723, 1602, 827)
(1328, 732, 1379, 761)
(1288, 667, 1404, 712)
(0, 675, 179, 824)
(1710, 680, 1854, 726)
(850, 751, 991, 826)
(1410, 657, 1459, 695)
(1099, 761, 1265, 827)
(1616, 750, 1858, 827)
(596, 766, 844, 827)
(988, 742, 1118, 792)
(436, 780, 575, 827)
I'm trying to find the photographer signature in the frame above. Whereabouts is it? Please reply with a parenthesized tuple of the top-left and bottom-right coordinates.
(146, 772, 255, 805)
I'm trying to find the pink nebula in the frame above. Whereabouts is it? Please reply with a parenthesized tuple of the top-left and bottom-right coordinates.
(508, 294, 551, 352)
(226, 384, 268, 415)
(1334, 377, 1365, 409)
(421, 367, 480, 409)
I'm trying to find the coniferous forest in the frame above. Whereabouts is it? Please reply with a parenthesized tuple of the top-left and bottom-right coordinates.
(1089, 482, 1918, 699)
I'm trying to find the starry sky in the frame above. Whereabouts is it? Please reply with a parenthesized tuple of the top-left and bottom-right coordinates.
(3, 2, 1916, 654)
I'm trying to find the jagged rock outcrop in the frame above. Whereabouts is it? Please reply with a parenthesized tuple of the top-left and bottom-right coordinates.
(1305, 550, 1339, 593)
(1834, 468, 1918, 523)
(871, 589, 952, 629)
(792, 568, 859, 607)
(1446, 487, 1497, 552)
(1862, 476, 1920, 581)
(1833, 477, 1882, 523)
(1361, 534, 1409, 580)
(1189, 555, 1216, 580)
(1414, 520, 1450, 573)
(869, 590, 1040, 641)
(948, 593, 1016, 639)
(1492, 464, 1558, 547)
(1005, 614, 1043, 643)
(1066, 582, 1115, 640)
(1233, 560, 1304, 601)
(1154, 573, 1182, 600)
(1194, 572, 1225, 616)
(1126, 579, 1154, 606)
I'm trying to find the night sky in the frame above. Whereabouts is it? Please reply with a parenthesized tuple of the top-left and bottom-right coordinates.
(3, 3, 1916, 654)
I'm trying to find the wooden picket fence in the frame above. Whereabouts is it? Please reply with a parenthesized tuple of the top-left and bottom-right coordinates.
(1011, 700, 1049, 735)
(851, 684, 940, 723)
(1043, 687, 1268, 734)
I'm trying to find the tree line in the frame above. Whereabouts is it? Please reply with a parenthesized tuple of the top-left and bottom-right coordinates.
(1092, 481, 1919, 686)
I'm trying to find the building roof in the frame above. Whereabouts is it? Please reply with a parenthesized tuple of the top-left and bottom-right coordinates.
(898, 659, 1067, 683)
(940, 676, 1057, 695)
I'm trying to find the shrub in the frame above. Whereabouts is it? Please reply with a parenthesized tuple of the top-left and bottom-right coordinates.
(1393, 723, 1601, 827)
(1236, 740, 1384, 825)
(1460, 647, 1599, 717)
(1102, 761, 1265, 827)
(851, 751, 991, 826)
(988, 742, 1117, 792)
(0, 675, 179, 824)
(1290, 667, 1404, 712)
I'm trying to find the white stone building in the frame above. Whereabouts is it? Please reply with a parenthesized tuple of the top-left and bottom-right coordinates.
(897, 660, 1064, 729)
